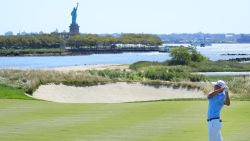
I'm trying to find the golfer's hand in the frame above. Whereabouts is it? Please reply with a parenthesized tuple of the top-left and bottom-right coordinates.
(224, 85, 229, 93)
(215, 87, 225, 93)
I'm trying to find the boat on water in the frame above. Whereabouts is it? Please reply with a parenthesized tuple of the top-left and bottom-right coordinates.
(191, 37, 212, 47)
(191, 42, 212, 47)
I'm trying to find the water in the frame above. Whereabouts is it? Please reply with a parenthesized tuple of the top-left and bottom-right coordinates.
(0, 44, 250, 69)
(166, 43, 250, 61)
(197, 44, 250, 61)
(0, 52, 170, 69)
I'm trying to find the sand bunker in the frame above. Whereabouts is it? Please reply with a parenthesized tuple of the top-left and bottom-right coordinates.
(32, 82, 205, 103)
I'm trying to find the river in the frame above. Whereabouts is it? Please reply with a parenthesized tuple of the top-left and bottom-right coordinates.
(0, 44, 250, 69)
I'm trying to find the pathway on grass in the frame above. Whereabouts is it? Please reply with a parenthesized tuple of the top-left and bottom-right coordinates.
(196, 72, 250, 76)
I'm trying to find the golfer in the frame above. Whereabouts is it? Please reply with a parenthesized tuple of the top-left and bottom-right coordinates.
(207, 80, 230, 141)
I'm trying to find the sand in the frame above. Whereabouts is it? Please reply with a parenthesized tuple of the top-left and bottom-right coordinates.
(32, 82, 205, 103)
(47, 64, 130, 72)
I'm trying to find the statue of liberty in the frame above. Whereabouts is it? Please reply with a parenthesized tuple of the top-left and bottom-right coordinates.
(71, 3, 79, 25)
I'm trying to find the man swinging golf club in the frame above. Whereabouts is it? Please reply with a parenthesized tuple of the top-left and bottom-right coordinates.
(207, 80, 230, 141)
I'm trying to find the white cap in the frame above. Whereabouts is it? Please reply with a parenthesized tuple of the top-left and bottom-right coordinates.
(212, 80, 226, 88)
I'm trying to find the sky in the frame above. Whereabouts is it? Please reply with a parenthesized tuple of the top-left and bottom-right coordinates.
(0, 0, 250, 35)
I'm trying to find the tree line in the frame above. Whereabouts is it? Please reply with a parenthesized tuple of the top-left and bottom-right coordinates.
(0, 34, 162, 49)
(0, 35, 63, 49)
(65, 34, 163, 48)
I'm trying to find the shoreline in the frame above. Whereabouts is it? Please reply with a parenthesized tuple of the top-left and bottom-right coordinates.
(45, 64, 130, 72)
(0, 50, 165, 57)
(0, 51, 167, 57)
(0, 64, 130, 71)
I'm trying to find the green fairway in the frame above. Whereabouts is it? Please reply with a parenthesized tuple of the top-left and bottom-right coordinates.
(0, 100, 249, 141)
(0, 85, 33, 100)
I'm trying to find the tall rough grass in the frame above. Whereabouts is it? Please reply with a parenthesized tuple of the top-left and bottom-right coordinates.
(227, 76, 250, 99)
(0, 70, 111, 94)
(129, 61, 166, 71)
(130, 60, 250, 72)
(87, 67, 205, 82)
(189, 61, 250, 72)
(198, 76, 250, 99)
(128, 60, 250, 99)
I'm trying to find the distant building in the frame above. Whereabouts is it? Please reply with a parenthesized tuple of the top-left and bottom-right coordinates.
(5, 31, 13, 36)
(52, 29, 59, 34)
(30, 32, 39, 35)
(159, 33, 226, 44)
(16, 31, 42, 36)
(237, 34, 250, 43)
(39, 31, 44, 35)
(225, 34, 236, 43)
(21, 31, 28, 36)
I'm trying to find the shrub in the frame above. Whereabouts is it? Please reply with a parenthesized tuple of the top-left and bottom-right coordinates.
(169, 47, 208, 65)
(190, 49, 208, 62)
(189, 75, 206, 82)
(129, 61, 163, 71)
(143, 67, 190, 81)
(170, 48, 191, 65)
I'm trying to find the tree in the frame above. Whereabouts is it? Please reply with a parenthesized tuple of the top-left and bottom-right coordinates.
(190, 48, 207, 62)
(170, 48, 191, 65)
(119, 34, 162, 46)
(0, 33, 163, 49)
(0, 35, 63, 49)
(170, 47, 208, 65)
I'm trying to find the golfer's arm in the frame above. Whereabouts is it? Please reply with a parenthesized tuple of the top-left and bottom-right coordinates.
(207, 88, 224, 99)
(224, 91, 230, 106)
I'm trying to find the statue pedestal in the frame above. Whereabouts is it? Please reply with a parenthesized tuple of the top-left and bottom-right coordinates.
(69, 24, 80, 34)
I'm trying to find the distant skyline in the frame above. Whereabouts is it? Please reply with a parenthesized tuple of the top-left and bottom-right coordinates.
(0, 0, 250, 35)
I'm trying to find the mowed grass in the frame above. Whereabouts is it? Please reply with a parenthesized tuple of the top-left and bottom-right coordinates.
(0, 100, 249, 141)
(0, 85, 33, 100)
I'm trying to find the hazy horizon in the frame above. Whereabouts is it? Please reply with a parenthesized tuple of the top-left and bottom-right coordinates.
(1, 0, 250, 35)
